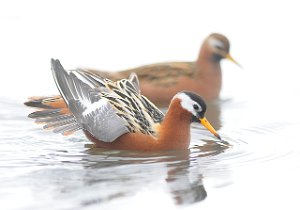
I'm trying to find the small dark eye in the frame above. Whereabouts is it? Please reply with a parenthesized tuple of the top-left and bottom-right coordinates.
(193, 104, 199, 110)
(216, 45, 223, 50)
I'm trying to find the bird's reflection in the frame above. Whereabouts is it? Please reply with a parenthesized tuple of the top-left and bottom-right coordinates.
(164, 151, 207, 205)
(79, 138, 229, 207)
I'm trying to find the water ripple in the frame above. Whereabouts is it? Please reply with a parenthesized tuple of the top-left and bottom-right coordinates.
(1, 99, 300, 209)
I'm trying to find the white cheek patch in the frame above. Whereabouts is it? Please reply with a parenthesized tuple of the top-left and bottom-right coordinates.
(174, 93, 202, 116)
(208, 38, 224, 50)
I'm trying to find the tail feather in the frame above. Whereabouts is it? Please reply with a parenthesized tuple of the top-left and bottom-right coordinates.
(53, 123, 81, 135)
(28, 109, 62, 118)
(43, 118, 77, 129)
(25, 96, 81, 136)
(24, 96, 67, 109)
(35, 114, 74, 123)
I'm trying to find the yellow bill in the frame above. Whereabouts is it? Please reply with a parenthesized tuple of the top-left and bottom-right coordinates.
(200, 117, 221, 140)
(226, 54, 242, 68)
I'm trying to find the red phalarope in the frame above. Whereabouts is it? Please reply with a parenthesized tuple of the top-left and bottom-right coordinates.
(25, 59, 221, 151)
(82, 33, 241, 106)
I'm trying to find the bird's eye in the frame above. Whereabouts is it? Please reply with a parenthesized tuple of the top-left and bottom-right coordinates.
(193, 104, 199, 110)
(216, 45, 223, 50)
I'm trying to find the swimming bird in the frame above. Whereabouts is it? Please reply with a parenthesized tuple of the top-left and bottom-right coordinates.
(82, 33, 240, 106)
(25, 59, 221, 151)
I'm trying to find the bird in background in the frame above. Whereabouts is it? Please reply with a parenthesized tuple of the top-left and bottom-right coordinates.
(25, 59, 221, 151)
(82, 33, 241, 106)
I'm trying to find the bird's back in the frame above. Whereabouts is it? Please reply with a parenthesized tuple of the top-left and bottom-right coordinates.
(83, 61, 196, 87)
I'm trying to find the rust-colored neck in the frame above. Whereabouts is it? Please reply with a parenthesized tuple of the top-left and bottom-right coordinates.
(193, 42, 223, 100)
(196, 42, 222, 75)
(158, 98, 192, 149)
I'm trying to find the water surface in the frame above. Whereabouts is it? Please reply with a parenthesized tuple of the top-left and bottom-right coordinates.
(1, 94, 300, 210)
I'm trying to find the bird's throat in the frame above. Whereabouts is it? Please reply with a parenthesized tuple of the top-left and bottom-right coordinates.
(158, 99, 192, 149)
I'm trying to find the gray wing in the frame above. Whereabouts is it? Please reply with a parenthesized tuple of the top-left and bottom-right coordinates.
(75, 69, 164, 124)
(51, 59, 129, 142)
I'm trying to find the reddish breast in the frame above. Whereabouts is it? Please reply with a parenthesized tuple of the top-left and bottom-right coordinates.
(84, 98, 193, 151)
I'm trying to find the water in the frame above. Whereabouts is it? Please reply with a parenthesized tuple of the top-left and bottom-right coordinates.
(1, 91, 300, 210)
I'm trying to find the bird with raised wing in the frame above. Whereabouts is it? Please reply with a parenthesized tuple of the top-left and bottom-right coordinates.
(25, 59, 221, 151)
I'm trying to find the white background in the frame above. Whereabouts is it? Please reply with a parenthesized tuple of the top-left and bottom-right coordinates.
(1, 0, 300, 101)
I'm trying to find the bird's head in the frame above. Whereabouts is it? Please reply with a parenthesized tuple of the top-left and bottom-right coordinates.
(174, 91, 221, 140)
(206, 33, 241, 67)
